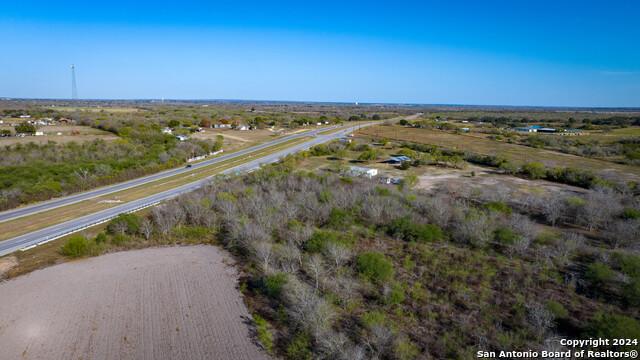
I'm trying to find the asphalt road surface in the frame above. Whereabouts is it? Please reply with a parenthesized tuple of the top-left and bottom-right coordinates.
(0, 117, 419, 256)
(0, 126, 336, 224)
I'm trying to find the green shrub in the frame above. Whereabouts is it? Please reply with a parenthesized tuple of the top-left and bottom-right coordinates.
(177, 226, 211, 239)
(521, 162, 547, 179)
(356, 251, 395, 283)
(612, 252, 640, 278)
(327, 207, 353, 230)
(376, 186, 392, 196)
(484, 201, 512, 215)
(400, 161, 411, 170)
(263, 273, 288, 298)
(94, 232, 108, 243)
(252, 314, 274, 354)
(286, 332, 313, 360)
(340, 177, 353, 184)
(394, 337, 420, 360)
(623, 278, 640, 307)
(385, 283, 405, 305)
(546, 300, 568, 318)
(304, 230, 351, 253)
(61, 235, 91, 258)
(111, 233, 130, 246)
(585, 263, 616, 286)
(494, 227, 516, 244)
(586, 314, 640, 351)
(106, 213, 141, 235)
(388, 217, 443, 243)
(621, 207, 640, 220)
(360, 310, 386, 329)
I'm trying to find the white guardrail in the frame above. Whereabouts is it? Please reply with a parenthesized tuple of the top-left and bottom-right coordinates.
(19, 201, 162, 251)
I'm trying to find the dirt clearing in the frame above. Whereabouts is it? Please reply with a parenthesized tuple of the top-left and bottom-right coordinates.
(0, 256, 17, 277)
(0, 246, 271, 360)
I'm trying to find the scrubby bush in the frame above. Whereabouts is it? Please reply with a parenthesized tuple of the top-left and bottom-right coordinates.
(253, 314, 275, 354)
(61, 234, 91, 258)
(546, 300, 568, 318)
(585, 263, 616, 286)
(264, 273, 289, 298)
(394, 337, 420, 360)
(586, 314, 640, 351)
(361, 310, 387, 329)
(484, 201, 512, 215)
(305, 230, 351, 254)
(623, 279, 640, 306)
(388, 217, 443, 242)
(385, 283, 405, 305)
(286, 332, 313, 360)
(94, 232, 108, 243)
(327, 207, 353, 230)
(356, 251, 394, 283)
(621, 207, 640, 220)
(612, 252, 640, 278)
(111, 233, 130, 246)
(521, 162, 547, 179)
(494, 227, 516, 244)
(106, 213, 141, 235)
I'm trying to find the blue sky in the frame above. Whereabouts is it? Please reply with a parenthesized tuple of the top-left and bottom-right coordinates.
(1, 0, 638, 107)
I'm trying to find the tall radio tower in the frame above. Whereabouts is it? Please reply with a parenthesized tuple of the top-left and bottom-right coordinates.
(71, 65, 78, 102)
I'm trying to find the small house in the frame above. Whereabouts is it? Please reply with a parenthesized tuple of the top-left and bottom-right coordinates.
(349, 166, 378, 178)
(161, 128, 172, 134)
(35, 131, 44, 136)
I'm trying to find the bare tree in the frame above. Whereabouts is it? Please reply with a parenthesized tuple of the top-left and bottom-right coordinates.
(305, 254, 325, 290)
(539, 193, 565, 227)
(605, 219, 640, 250)
(111, 220, 128, 235)
(453, 211, 493, 248)
(508, 213, 539, 241)
(276, 243, 302, 274)
(250, 241, 273, 274)
(152, 207, 173, 238)
(284, 280, 335, 339)
(140, 218, 154, 240)
(581, 187, 622, 231)
(526, 302, 554, 337)
(324, 242, 351, 269)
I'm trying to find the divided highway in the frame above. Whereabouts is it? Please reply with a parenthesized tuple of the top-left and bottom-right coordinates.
(0, 126, 337, 224)
(0, 118, 417, 256)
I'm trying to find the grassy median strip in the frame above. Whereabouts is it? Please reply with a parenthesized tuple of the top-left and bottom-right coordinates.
(0, 136, 313, 241)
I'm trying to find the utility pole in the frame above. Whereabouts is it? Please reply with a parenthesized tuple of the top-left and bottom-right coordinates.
(71, 65, 78, 108)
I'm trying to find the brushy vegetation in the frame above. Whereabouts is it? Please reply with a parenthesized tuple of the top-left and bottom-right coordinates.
(61, 234, 92, 258)
(0, 100, 397, 210)
(53, 149, 640, 359)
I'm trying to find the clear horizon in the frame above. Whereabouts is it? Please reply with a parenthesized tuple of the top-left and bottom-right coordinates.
(1, 0, 639, 107)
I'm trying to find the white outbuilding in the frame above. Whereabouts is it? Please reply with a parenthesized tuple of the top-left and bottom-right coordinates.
(349, 166, 378, 178)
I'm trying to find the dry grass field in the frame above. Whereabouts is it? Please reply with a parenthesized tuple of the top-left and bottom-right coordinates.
(0, 124, 118, 145)
(358, 125, 640, 178)
(0, 246, 271, 360)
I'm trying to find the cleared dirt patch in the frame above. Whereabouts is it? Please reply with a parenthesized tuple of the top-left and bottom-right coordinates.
(0, 246, 271, 360)
(0, 255, 17, 277)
